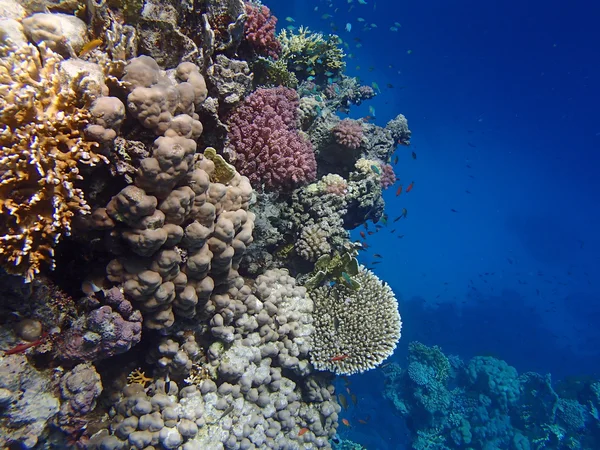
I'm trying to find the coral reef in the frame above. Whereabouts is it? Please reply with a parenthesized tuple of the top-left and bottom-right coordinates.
(0, 1, 408, 448)
(384, 343, 600, 450)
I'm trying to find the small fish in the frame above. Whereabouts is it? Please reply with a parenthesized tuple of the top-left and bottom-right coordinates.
(342, 418, 351, 427)
(387, 83, 394, 88)
(345, 22, 352, 32)
(406, 181, 414, 193)
(450, 208, 459, 213)
(217, 404, 234, 421)
(314, 6, 318, 11)
(79, 38, 103, 57)
(286, 25, 296, 31)
(351, 393, 357, 405)
(358, 419, 368, 424)
(341, 272, 353, 285)
(369, 105, 376, 116)
(368, 66, 375, 72)
(331, 354, 350, 362)
(355, 43, 362, 48)
(393, 155, 399, 165)
(298, 427, 309, 436)
(357, 0, 367, 4)
(362, 242, 369, 249)
(370, 23, 378, 28)
(367, 231, 375, 235)
(412, 151, 417, 160)
(357, 17, 365, 22)
(390, 229, 396, 233)
(371, 81, 381, 93)
(397, 234, 405, 238)
(380, 216, 387, 226)
(338, 393, 351, 410)
(285, 17, 295, 22)
(360, 231, 366, 239)
(372, 261, 381, 265)
(373, 254, 382, 258)
(393, 215, 402, 222)
(394, 22, 401, 27)
(400, 208, 408, 218)
(390, 26, 399, 31)
(407, 49, 413, 54)
(371, 164, 381, 174)
(465, 190, 471, 194)
(397, 139, 409, 146)
(395, 185, 402, 196)
(321, 14, 333, 19)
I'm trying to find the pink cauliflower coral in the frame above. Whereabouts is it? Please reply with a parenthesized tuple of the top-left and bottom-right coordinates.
(380, 163, 397, 189)
(226, 87, 317, 191)
(332, 119, 364, 149)
(244, 3, 281, 59)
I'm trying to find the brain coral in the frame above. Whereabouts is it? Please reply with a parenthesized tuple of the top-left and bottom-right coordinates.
(225, 86, 317, 191)
(0, 42, 123, 281)
(310, 266, 402, 375)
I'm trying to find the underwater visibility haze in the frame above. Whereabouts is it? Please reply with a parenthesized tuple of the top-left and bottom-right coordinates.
(0, 0, 598, 448)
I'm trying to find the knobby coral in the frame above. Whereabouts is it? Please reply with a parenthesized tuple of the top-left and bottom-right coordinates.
(225, 86, 317, 191)
(243, 2, 281, 59)
(0, 42, 122, 281)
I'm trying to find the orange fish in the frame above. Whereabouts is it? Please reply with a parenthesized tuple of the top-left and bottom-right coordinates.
(298, 427, 309, 436)
(360, 231, 366, 239)
(342, 418, 351, 427)
(330, 354, 350, 362)
(395, 185, 402, 196)
(362, 242, 369, 249)
(358, 419, 368, 425)
(406, 181, 414, 193)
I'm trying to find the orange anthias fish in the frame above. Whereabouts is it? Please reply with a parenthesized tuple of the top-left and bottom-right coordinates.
(406, 181, 414, 193)
(330, 354, 350, 362)
(360, 231, 366, 239)
(298, 427, 309, 436)
(395, 185, 403, 196)
(342, 418, 351, 427)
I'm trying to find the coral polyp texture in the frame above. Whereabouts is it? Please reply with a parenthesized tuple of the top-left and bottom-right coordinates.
(0, 0, 408, 448)
(225, 86, 317, 191)
(0, 41, 123, 281)
(310, 266, 402, 375)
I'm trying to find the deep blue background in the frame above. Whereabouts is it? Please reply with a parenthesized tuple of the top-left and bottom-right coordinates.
(269, 0, 600, 447)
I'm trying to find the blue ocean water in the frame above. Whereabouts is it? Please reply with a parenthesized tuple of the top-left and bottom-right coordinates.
(271, 0, 600, 448)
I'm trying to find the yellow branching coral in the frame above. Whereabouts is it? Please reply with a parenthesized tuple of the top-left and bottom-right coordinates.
(127, 368, 153, 387)
(0, 42, 106, 281)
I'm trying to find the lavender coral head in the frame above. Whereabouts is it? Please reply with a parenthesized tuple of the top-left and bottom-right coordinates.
(243, 2, 282, 59)
(226, 87, 317, 191)
(332, 119, 364, 150)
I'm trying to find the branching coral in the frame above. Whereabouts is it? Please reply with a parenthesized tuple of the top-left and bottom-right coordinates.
(0, 42, 121, 281)
(310, 266, 402, 375)
(243, 2, 281, 59)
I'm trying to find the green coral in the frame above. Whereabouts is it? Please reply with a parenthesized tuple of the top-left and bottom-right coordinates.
(409, 342, 451, 383)
(253, 57, 298, 88)
(276, 26, 346, 84)
(304, 250, 360, 290)
(203, 147, 236, 184)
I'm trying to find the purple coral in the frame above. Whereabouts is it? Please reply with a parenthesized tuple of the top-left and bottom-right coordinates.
(244, 3, 281, 59)
(332, 119, 364, 149)
(380, 163, 397, 189)
(55, 287, 142, 365)
(226, 87, 317, 191)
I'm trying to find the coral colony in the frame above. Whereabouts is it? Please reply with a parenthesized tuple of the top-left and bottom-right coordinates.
(0, 1, 408, 448)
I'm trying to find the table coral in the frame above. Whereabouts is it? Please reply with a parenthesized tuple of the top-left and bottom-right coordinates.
(310, 266, 402, 375)
(0, 42, 122, 281)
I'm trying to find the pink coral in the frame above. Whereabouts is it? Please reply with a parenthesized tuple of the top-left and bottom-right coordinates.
(380, 163, 397, 189)
(226, 87, 317, 191)
(332, 119, 364, 149)
(244, 3, 281, 59)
